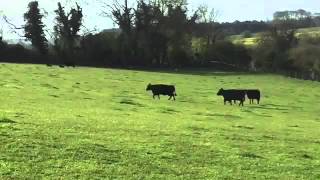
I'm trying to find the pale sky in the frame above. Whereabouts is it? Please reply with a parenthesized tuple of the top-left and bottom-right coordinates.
(0, 0, 319, 40)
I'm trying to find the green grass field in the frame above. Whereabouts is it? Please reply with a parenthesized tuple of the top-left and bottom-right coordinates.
(228, 35, 260, 47)
(0, 63, 319, 179)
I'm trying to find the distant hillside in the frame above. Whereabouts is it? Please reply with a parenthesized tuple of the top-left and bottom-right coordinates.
(228, 27, 320, 47)
(101, 28, 121, 34)
(2, 39, 32, 49)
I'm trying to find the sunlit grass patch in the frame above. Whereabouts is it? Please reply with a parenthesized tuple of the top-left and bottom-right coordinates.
(0, 63, 319, 179)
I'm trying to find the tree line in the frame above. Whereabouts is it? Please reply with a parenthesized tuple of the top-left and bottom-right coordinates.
(0, 0, 320, 79)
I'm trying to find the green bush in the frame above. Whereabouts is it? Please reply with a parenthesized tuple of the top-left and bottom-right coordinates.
(242, 31, 252, 38)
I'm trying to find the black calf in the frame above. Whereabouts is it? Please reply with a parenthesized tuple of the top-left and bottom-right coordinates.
(246, 90, 261, 104)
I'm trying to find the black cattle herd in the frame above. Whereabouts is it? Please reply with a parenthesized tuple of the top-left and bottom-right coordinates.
(146, 84, 261, 106)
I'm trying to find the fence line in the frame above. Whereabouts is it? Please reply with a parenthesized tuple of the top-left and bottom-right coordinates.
(280, 71, 320, 82)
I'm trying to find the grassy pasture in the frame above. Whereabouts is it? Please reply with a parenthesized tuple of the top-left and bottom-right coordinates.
(0, 63, 320, 179)
(228, 35, 260, 47)
(296, 27, 320, 37)
(229, 27, 320, 47)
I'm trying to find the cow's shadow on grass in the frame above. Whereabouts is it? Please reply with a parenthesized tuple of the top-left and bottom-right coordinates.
(194, 112, 243, 120)
(242, 109, 273, 118)
(251, 106, 288, 111)
(249, 103, 296, 111)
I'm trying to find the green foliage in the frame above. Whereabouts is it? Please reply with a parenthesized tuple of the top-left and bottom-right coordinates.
(80, 32, 119, 66)
(168, 47, 191, 66)
(274, 10, 311, 21)
(208, 41, 251, 69)
(0, 63, 320, 179)
(289, 36, 320, 72)
(241, 30, 252, 38)
(252, 23, 298, 72)
(110, 0, 134, 35)
(134, 0, 165, 65)
(54, 2, 83, 61)
(106, 0, 196, 67)
(24, 1, 48, 54)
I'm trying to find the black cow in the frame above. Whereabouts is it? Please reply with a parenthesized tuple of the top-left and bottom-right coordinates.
(246, 89, 261, 104)
(217, 88, 246, 106)
(227, 89, 261, 105)
(146, 84, 177, 100)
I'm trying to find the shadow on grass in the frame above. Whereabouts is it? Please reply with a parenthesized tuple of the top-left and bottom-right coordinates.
(160, 108, 180, 114)
(41, 83, 59, 90)
(0, 118, 16, 124)
(14, 112, 29, 118)
(251, 106, 289, 111)
(233, 125, 254, 130)
(210, 113, 242, 120)
(254, 103, 303, 111)
(240, 152, 264, 159)
(242, 109, 273, 118)
(83, 97, 94, 100)
(68, 143, 121, 164)
(188, 126, 210, 133)
(301, 154, 313, 159)
(49, 94, 60, 98)
(120, 99, 145, 107)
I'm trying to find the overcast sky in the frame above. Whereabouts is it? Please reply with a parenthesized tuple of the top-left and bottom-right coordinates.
(0, 0, 319, 40)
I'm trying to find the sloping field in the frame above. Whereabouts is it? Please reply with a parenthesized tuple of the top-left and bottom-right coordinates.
(230, 27, 320, 47)
(0, 63, 319, 179)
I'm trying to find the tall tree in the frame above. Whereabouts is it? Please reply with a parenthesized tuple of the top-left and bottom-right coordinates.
(196, 5, 221, 45)
(24, 1, 48, 54)
(107, 0, 134, 65)
(54, 2, 83, 60)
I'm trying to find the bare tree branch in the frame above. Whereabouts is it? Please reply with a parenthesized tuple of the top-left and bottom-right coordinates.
(81, 24, 98, 36)
(2, 15, 25, 38)
(2, 16, 24, 30)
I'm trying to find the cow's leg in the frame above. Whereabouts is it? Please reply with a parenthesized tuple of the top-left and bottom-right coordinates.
(168, 96, 172, 100)
(224, 100, 226, 105)
(230, 101, 233, 105)
(173, 95, 176, 101)
(158, 95, 160, 99)
(257, 99, 260, 104)
(153, 95, 155, 99)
